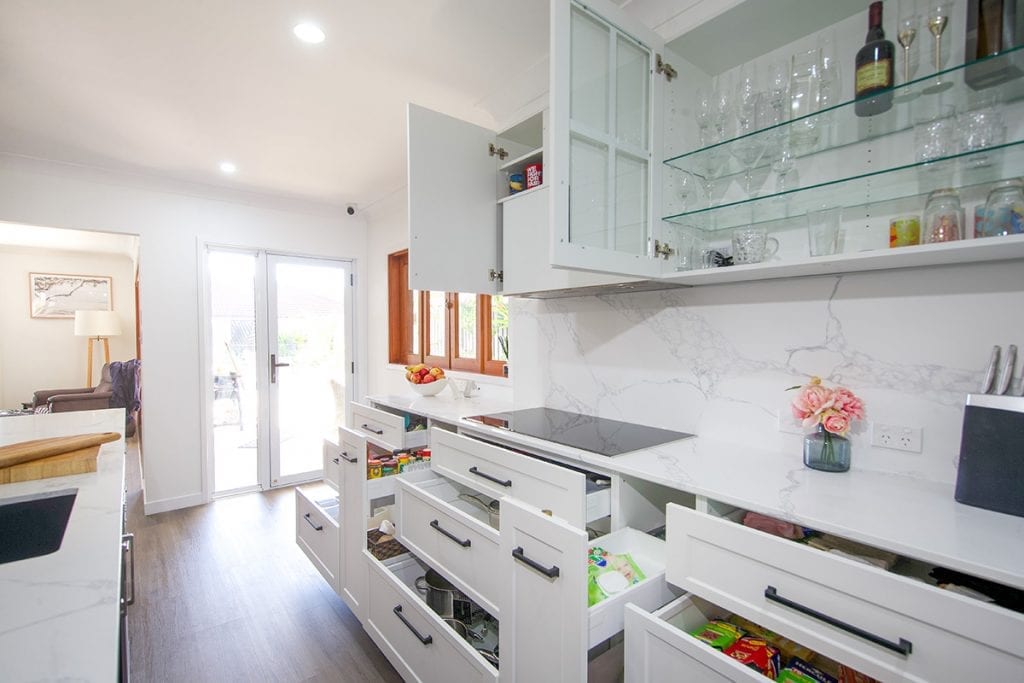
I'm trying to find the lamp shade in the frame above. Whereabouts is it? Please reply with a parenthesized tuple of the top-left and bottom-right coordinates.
(74, 310, 122, 337)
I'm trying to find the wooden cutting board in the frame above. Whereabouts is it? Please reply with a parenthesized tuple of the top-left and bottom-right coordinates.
(0, 432, 120, 483)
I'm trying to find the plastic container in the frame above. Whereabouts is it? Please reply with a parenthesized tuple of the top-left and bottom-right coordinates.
(981, 179, 1024, 237)
(922, 188, 963, 243)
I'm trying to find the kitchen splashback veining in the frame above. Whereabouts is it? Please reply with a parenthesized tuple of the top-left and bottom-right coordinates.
(512, 260, 1024, 484)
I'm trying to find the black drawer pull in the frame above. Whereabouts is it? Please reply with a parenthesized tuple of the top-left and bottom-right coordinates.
(393, 605, 432, 645)
(339, 450, 358, 463)
(430, 519, 471, 547)
(469, 466, 512, 487)
(764, 586, 912, 656)
(303, 512, 323, 532)
(361, 424, 384, 435)
(512, 546, 560, 579)
(332, 457, 340, 465)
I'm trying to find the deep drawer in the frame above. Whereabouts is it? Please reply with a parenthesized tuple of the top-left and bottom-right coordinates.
(295, 484, 339, 591)
(351, 402, 429, 451)
(665, 504, 1024, 682)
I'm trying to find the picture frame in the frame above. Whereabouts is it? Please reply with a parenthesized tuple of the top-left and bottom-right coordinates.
(29, 272, 113, 319)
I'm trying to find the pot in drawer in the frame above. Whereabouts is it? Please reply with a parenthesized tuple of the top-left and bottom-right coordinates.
(665, 504, 1024, 682)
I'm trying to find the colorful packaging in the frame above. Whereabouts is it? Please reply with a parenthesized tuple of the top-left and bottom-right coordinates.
(525, 162, 543, 189)
(786, 657, 839, 683)
(586, 546, 646, 606)
(509, 173, 524, 194)
(726, 615, 815, 664)
(778, 670, 817, 683)
(723, 637, 781, 678)
(889, 216, 921, 247)
(689, 620, 745, 650)
(838, 665, 881, 683)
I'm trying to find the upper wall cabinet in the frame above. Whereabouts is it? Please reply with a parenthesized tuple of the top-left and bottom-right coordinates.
(549, 0, 676, 279)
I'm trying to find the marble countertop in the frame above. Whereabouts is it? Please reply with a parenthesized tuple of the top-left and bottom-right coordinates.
(367, 395, 1024, 591)
(0, 409, 126, 682)
(364, 392, 513, 424)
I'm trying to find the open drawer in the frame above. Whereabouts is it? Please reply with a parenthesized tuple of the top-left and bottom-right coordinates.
(665, 504, 1024, 681)
(295, 483, 340, 592)
(351, 401, 429, 451)
(430, 427, 611, 528)
(499, 497, 676, 682)
(364, 551, 498, 683)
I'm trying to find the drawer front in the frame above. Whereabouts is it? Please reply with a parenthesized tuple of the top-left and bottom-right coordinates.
(322, 438, 341, 490)
(624, 599, 763, 683)
(295, 488, 339, 590)
(395, 478, 501, 617)
(665, 505, 1024, 682)
(365, 556, 497, 683)
(432, 428, 587, 527)
(351, 402, 429, 450)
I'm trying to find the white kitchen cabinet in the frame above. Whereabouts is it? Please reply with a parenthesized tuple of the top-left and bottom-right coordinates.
(295, 482, 340, 593)
(652, 503, 1024, 682)
(351, 401, 429, 452)
(338, 426, 370, 620)
(322, 437, 342, 491)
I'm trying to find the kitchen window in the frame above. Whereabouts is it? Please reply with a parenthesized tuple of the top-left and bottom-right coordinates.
(388, 250, 508, 376)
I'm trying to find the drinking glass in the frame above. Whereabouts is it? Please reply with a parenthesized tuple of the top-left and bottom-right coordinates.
(807, 206, 843, 257)
(922, 2, 953, 94)
(894, 0, 920, 102)
(817, 32, 842, 110)
(695, 86, 714, 146)
(765, 58, 790, 128)
(732, 226, 779, 264)
(789, 48, 822, 154)
(959, 95, 1006, 167)
(712, 73, 734, 142)
(914, 105, 957, 162)
(771, 133, 797, 193)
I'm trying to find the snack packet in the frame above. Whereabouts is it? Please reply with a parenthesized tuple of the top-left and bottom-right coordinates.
(723, 636, 781, 678)
(689, 620, 745, 650)
(785, 657, 838, 683)
(726, 615, 816, 663)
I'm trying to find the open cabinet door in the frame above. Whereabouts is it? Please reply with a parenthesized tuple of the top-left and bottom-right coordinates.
(339, 426, 368, 621)
(550, 0, 670, 279)
(407, 103, 501, 294)
(499, 497, 589, 682)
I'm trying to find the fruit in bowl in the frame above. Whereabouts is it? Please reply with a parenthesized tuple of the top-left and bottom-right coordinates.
(405, 365, 448, 396)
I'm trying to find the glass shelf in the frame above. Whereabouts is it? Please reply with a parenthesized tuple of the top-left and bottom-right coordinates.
(664, 45, 1024, 180)
(663, 140, 1024, 232)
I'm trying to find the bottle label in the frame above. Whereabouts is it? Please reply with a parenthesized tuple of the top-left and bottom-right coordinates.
(856, 59, 892, 93)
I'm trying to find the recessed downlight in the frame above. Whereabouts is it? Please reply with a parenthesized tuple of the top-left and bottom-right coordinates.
(293, 23, 325, 44)
(219, 161, 237, 175)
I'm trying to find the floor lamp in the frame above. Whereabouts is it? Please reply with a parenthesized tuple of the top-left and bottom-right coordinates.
(74, 310, 122, 386)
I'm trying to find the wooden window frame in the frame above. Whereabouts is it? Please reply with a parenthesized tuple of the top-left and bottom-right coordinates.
(388, 250, 507, 377)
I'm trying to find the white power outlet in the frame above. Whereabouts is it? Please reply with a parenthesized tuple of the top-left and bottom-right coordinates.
(871, 423, 923, 453)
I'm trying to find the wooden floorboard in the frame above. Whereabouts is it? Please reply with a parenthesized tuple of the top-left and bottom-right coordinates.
(124, 440, 401, 682)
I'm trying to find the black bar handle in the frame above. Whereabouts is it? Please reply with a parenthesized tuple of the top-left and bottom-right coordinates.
(512, 546, 560, 578)
(303, 512, 324, 532)
(361, 424, 384, 435)
(393, 605, 433, 645)
(764, 586, 912, 656)
(332, 457, 340, 465)
(469, 466, 512, 488)
(430, 519, 471, 547)
(339, 450, 358, 463)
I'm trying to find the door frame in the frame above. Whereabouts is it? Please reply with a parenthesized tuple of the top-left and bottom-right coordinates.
(198, 240, 359, 501)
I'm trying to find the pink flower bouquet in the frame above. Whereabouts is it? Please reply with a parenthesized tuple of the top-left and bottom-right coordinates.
(789, 376, 865, 435)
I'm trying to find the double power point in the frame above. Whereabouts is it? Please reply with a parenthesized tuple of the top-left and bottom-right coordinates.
(871, 423, 923, 453)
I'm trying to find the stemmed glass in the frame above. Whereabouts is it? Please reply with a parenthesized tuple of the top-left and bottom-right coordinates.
(894, 0, 920, 102)
(923, 2, 953, 93)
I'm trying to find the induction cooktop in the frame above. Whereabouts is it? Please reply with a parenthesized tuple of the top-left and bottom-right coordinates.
(463, 407, 694, 457)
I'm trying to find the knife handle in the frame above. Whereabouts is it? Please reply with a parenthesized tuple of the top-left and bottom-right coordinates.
(997, 345, 1017, 395)
(981, 345, 1000, 394)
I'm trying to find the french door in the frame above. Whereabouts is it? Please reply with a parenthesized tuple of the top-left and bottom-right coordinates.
(206, 247, 354, 495)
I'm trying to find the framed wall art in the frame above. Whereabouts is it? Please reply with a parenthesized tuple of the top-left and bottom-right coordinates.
(29, 272, 113, 319)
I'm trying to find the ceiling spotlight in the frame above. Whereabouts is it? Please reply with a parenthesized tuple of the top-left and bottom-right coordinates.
(219, 161, 237, 175)
(293, 23, 325, 44)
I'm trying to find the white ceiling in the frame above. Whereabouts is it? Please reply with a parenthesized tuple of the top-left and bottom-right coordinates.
(0, 0, 553, 209)
(0, 221, 139, 260)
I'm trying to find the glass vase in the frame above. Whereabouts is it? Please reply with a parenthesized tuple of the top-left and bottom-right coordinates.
(803, 425, 850, 472)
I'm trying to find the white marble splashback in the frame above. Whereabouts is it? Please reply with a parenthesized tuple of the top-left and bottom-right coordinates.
(512, 261, 1024, 484)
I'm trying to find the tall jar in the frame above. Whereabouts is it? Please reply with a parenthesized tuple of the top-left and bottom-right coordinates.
(982, 179, 1024, 237)
(922, 188, 962, 243)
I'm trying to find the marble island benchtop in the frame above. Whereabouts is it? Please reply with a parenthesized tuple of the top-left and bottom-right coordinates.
(0, 409, 127, 682)
(367, 394, 1024, 592)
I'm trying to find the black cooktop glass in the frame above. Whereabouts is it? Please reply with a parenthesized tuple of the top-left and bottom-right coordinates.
(464, 407, 693, 457)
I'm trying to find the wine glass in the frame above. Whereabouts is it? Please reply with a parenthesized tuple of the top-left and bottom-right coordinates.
(894, 0, 920, 102)
(771, 132, 796, 193)
(923, 2, 953, 94)
(695, 86, 713, 146)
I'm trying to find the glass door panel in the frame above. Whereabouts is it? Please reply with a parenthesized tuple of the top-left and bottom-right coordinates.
(616, 36, 649, 148)
(571, 7, 610, 131)
(570, 134, 609, 248)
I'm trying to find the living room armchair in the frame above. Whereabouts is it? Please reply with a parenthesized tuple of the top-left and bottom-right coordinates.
(33, 360, 142, 437)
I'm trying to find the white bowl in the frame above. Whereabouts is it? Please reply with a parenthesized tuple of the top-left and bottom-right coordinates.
(408, 377, 448, 396)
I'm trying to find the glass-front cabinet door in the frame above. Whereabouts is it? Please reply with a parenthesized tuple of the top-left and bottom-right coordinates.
(550, 0, 673, 278)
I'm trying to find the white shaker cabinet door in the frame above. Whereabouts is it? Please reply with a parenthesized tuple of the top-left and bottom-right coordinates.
(499, 497, 589, 683)
(339, 426, 368, 621)
(407, 103, 501, 295)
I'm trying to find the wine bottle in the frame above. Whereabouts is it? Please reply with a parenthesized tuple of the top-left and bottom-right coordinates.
(855, 1, 895, 116)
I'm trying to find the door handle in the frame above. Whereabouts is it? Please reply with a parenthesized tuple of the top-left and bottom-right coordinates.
(430, 519, 472, 547)
(764, 586, 912, 656)
(270, 353, 291, 384)
(469, 466, 512, 488)
(393, 605, 433, 645)
(303, 512, 324, 531)
(339, 450, 358, 463)
(120, 533, 135, 612)
(512, 546, 560, 578)
(360, 424, 384, 435)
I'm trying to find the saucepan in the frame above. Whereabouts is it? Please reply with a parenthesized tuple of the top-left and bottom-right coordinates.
(415, 568, 473, 620)
(458, 493, 500, 529)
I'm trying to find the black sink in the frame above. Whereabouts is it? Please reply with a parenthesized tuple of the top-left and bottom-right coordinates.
(0, 488, 78, 564)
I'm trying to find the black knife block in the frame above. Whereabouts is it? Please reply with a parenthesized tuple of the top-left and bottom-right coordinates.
(955, 394, 1024, 518)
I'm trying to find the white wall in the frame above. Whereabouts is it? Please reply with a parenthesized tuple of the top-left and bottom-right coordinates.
(0, 245, 137, 406)
(0, 155, 368, 513)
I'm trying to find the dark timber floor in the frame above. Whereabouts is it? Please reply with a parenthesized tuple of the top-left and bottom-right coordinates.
(125, 439, 401, 682)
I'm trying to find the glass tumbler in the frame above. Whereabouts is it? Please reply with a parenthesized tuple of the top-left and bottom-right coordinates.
(982, 179, 1024, 237)
(914, 106, 957, 163)
(807, 206, 842, 256)
(922, 188, 962, 243)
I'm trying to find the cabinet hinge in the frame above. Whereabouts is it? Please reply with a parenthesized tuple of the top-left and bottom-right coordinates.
(488, 143, 509, 160)
(655, 54, 677, 82)
(653, 240, 675, 260)
(488, 269, 504, 282)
